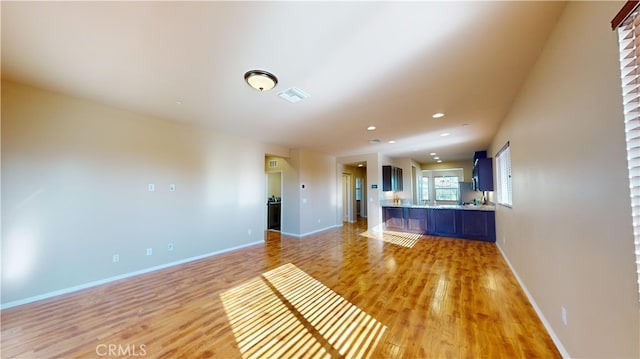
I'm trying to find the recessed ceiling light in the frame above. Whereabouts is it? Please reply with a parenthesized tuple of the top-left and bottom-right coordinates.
(462, 123, 469, 127)
(437, 160, 443, 163)
(388, 140, 396, 144)
(434, 156, 440, 160)
(367, 125, 376, 131)
(175, 100, 183, 105)
(432, 113, 445, 119)
(358, 163, 364, 167)
(440, 133, 450, 137)
(430, 152, 437, 156)
(369, 139, 381, 144)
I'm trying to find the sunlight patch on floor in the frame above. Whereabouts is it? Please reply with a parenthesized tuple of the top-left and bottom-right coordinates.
(359, 230, 422, 248)
(220, 263, 387, 359)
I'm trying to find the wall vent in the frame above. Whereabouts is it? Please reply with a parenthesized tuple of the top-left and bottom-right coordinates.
(269, 160, 278, 168)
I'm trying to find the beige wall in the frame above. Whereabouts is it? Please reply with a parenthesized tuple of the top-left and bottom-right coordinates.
(489, 2, 638, 357)
(1, 81, 286, 306)
(297, 149, 339, 235)
(273, 149, 339, 237)
(420, 159, 474, 182)
(266, 172, 281, 198)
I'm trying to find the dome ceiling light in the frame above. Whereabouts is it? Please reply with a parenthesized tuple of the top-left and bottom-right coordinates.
(244, 70, 278, 91)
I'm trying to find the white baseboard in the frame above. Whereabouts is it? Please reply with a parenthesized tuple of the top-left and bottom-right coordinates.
(496, 244, 571, 359)
(1, 240, 264, 310)
(280, 224, 340, 238)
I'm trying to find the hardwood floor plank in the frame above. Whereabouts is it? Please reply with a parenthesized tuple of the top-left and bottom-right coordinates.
(1, 220, 560, 358)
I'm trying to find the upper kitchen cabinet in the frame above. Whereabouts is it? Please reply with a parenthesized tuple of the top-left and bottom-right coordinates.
(472, 151, 494, 191)
(382, 165, 403, 192)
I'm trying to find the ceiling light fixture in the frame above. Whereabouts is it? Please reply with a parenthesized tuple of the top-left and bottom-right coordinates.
(367, 125, 377, 131)
(440, 133, 450, 137)
(388, 140, 396, 144)
(432, 113, 445, 118)
(430, 152, 437, 156)
(244, 70, 278, 91)
(437, 160, 443, 163)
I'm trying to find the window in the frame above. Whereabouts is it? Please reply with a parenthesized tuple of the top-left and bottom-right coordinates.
(613, 1, 640, 299)
(355, 177, 362, 201)
(421, 176, 430, 202)
(434, 176, 459, 201)
(495, 142, 512, 206)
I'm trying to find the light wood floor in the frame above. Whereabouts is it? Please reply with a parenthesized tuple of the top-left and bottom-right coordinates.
(1, 220, 560, 358)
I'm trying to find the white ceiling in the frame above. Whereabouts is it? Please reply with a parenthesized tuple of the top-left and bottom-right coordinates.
(1, 1, 566, 164)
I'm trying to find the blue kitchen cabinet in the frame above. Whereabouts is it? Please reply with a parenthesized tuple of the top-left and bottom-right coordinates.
(382, 165, 403, 192)
(406, 208, 429, 233)
(472, 154, 494, 192)
(383, 206, 405, 231)
(429, 208, 458, 237)
(459, 210, 496, 242)
(382, 206, 496, 242)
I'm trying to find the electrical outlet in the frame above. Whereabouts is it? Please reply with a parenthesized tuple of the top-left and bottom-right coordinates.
(146, 248, 153, 256)
(169, 184, 176, 192)
(561, 306, 568, 326)
(168, 243, 174, 251)
(148, 183, 155, 192)
(112, 254, 120, 263)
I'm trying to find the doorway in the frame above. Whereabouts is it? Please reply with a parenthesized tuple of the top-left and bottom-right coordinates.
(266, 171, 282, 231)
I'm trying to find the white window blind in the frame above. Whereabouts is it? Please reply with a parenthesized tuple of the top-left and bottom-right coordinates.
(421, 176, 430, 201)
(616, 7, 640, 299)
(495, 142, 512, 206)
(434, 176, 459, 201)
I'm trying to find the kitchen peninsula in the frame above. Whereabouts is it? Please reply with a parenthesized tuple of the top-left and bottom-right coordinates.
(382, 203, 496, 242)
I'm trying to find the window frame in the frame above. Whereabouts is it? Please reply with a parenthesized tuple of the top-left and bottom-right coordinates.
(433, 175, 460, 202)
(495, 142, 513, 207)
(420, 176, 430, 202)
(613, 0, 640, 301)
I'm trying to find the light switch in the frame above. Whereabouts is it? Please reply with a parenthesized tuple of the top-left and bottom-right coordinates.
(148, 184, 155, 192)
(169, 184, 176, 192)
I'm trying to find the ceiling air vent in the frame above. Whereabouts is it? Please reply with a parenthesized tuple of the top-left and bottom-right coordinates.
(278, 87, 309, 103)
(268, 160, 278, 168)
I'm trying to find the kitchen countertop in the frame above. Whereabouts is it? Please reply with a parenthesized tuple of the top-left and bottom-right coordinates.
(381, 203, 496, 211)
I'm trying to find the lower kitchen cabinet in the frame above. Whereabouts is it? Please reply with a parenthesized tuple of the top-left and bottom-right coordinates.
(406, 208, 428, 233)
(383, 207, 405, 231)
(382, 206, 496, 242)
(460, 210, 496, 242)
(267, 203, 281, 230)
(430, 209, 458, 237)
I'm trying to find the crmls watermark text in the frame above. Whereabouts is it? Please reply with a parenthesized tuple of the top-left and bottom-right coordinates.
(95, 344, 147, 357)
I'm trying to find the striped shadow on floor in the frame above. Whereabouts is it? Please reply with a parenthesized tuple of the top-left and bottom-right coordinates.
(359, 230, 422, 248)
(220, 263, 387, 359)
